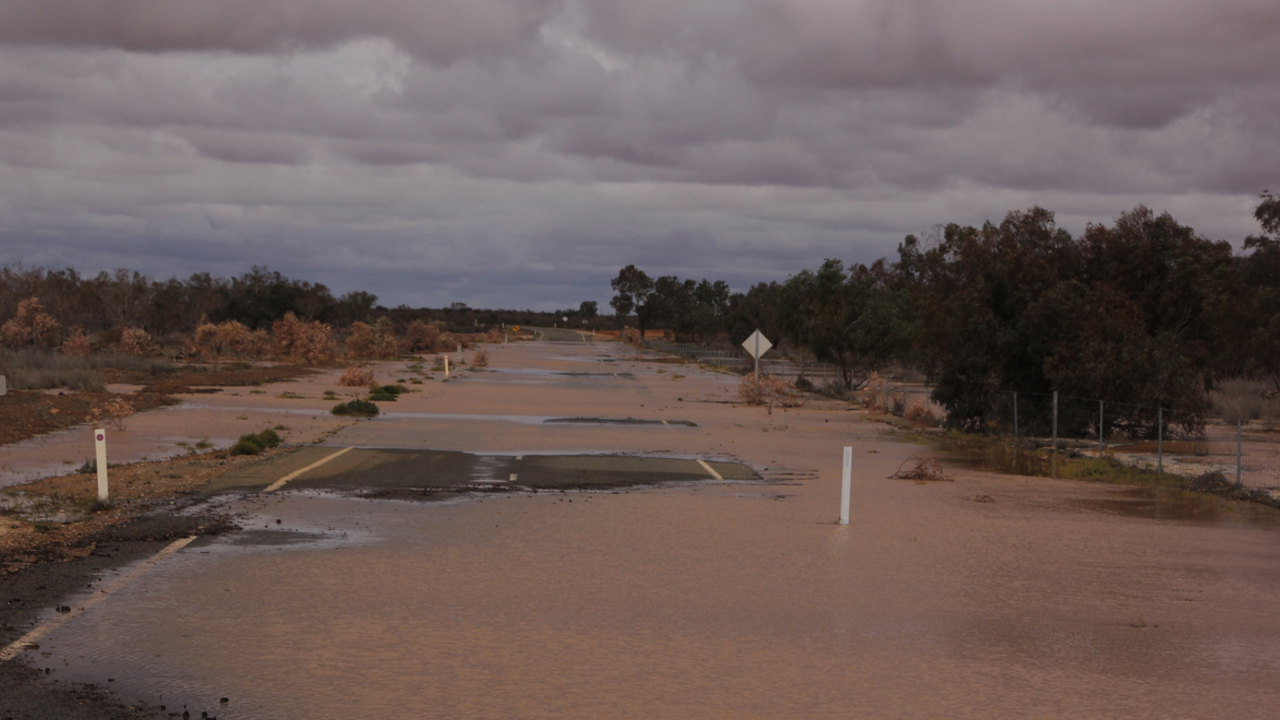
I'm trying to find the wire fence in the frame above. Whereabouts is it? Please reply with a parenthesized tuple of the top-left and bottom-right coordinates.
(992, 391, 1280, 493)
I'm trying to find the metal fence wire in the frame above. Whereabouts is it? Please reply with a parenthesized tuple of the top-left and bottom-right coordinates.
(1005, 391, 1280, 492)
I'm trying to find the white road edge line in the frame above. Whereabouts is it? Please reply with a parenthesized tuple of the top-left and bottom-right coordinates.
(264, 446, 355, 492)
(1, 535, 198, 663)
(696, 458, 724, 480)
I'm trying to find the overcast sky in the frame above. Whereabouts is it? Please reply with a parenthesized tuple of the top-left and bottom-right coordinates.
(2, 0, 1277, 310)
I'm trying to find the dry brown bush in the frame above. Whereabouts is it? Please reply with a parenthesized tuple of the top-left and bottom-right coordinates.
(736, 373, 803, 409)
(60, 328, 92, 355)
(1, 297, 62, 348)
(91, 396, 134, 431)
(862, 372, 906, 415)
(339, 365, 375, 387)
(272, 312, 335, 364)
(406, 320, 442, 352)
(193, 320, 264, 358)
(347, 318, 399, 360)
(346, 321, 376, 358)
(620, 327, 643, 346)
(438, 332, 469, 352)
(891, 458, 954, 482)
(117, 327, 158, 356)
(471, 350, 490, 368)
(904, 401, 944, 427)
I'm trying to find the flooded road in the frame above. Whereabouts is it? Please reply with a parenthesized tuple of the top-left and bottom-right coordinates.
(15, 342, 1280, 718)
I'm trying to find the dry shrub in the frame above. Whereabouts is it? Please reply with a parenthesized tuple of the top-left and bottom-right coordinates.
(346, 318, 399, 360)
(61, 328, 92, 355)
(193, 320, 264, 358)
(904, 401, 944, 427)
(1, 297, 61, 348)
(339, 365, 374, 387)
(471, 350, 490, 368)
(862, 371, 906, 415)
(346, 321, 376, 358)
(484, 328, 503, 343)
(890, 458, 954, 482)
(117, 327, 158, 356)
(620, 327, 643, 346)
(406, 320, 442, 352)
(91, 396, 134, 431)
(438, 332, 469, 352)
(736, 373, 803, 409)
(272, 312, 335, 364)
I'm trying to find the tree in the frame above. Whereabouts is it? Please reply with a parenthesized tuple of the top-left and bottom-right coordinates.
(578, 301, 599, 319)
(1256, 190, 1280, 237)
(610, 265, 654, 333)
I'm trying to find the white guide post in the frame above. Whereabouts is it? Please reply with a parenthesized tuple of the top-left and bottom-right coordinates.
(444, 356, 450, 378)
(839, 446, 852, 525)
(94, 428, 109, 502)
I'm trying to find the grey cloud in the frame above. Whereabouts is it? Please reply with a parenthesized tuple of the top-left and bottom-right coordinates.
(0, 0, 563, 65)
(1, 1, 1278, 309)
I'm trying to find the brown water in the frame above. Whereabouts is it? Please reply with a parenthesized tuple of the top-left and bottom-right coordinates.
(20, 342, 1280, 719)
(32, 479, 1280, 720)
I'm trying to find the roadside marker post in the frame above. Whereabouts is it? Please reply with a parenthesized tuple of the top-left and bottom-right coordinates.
(839, 446, 852, 525)
(444, 356, 450, 378)
(94, 428, 109, 502)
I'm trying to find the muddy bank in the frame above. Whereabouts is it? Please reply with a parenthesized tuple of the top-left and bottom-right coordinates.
(2, 513, 234, 720)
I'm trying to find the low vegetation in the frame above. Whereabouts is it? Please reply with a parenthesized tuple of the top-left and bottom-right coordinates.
(332, 398, 379, 416)
(230, 428, 283, 455)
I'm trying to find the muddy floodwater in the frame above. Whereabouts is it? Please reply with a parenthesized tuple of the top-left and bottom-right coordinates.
(14, 342, 1280, 718)
(34, 480, 1280, 720)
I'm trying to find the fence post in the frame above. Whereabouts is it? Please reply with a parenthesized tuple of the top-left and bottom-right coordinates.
(1157, 407, 1163, 475)
(1099, 400, 1104, 454)
(1052, 391, 1058, 478)
(1013, 391, 1019, 442)
(839, 446, 852, 525)
(1236, 419, 1243, 489)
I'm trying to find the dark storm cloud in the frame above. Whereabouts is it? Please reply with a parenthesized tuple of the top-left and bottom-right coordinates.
(1, 0, 1278, 308)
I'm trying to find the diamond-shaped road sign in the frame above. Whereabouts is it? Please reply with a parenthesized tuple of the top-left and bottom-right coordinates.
(742, 330, 772, 359)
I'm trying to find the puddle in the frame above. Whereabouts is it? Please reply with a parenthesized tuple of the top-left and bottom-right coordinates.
(1072, 487, 1280, 526)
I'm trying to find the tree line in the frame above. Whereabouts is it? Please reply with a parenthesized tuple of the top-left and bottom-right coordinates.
(0, 265, 596, 343)
(610, 194, 1280, 435)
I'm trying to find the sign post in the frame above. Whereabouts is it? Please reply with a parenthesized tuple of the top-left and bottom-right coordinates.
(94, 429, 109, 502)
(741, 330, 773, 381)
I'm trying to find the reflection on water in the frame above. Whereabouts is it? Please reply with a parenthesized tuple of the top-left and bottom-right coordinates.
(1074, 486, 1280, 526)
(32, 484, 1280, 719)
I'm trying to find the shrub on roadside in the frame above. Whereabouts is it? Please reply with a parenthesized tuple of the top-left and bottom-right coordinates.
(332, 398, 380, 416)
(1, 297, 62, 348)
(736, 373, 803, 408)
(339, 365, 374, 387)
(471, 350, 489, 368)
(272, 312, 336, 364)
(61, 328, 92, 355)
(406, 320, 442, 352)
(116, 327, 158, 356)
(368, 383, 405, 401)
(230, 428, 284, 456)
